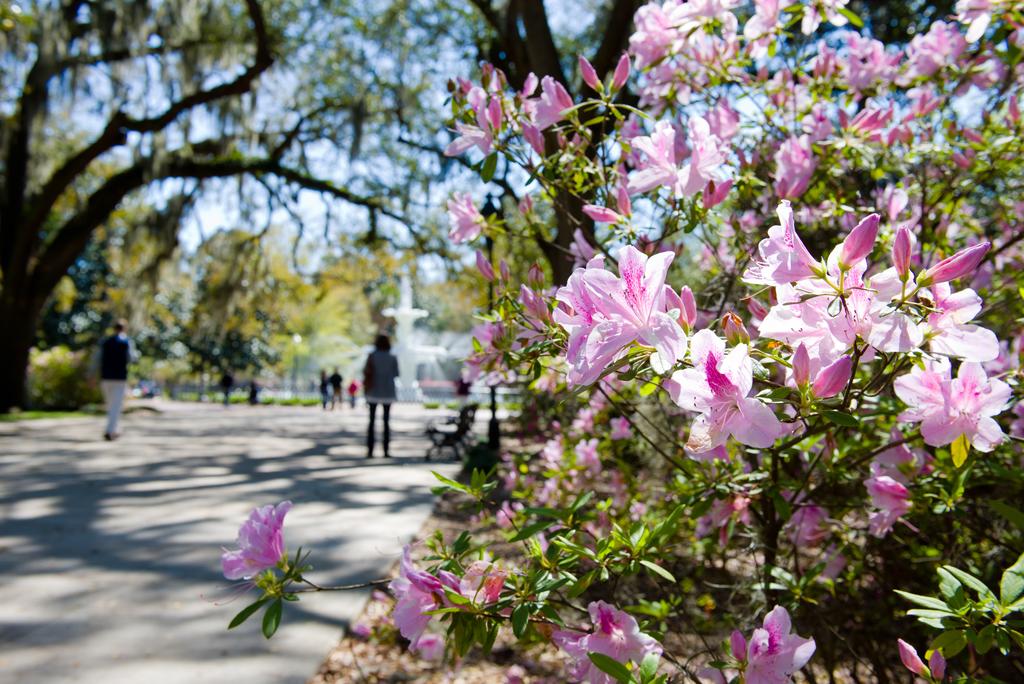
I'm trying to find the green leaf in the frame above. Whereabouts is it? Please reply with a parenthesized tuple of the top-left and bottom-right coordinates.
(942, 566, 997, 603)
(822, 410, 858, 427)
(511, 604, 530, 638)
(587, 652, 633, 683)
(991, 501, 1024, 531)
(262, 598, 282, 639)
(1000, 552, 1024, 607)
(951, 434, 970, 467)
(639, 652, 660, 681)
(836, 6, 863, 28)
(639, 560, 676, 584)
(509, 519, 555, 542)
(431, 471, 469, 494)
(975, 624, 996, 654)
(931, 629, 967, 657)
(895, 590, 953, 611)
(937, 568, 963, 599)
(228, 597, 268, 629)
(480, 153, 498, 182)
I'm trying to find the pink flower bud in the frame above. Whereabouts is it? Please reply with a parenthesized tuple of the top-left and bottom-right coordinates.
(792, 343, 810, 386)
(475, 250, 494, 281)
(722, 312, 749, 345)
(746, 297, 769, 320)
(679, 286, 697, 330)
(1010, 94, 1020, 123)
(582, 204, 624, 224)
(839, 213, 880, 267)
(528, 263, 545, 287)
(897, 639, 928, 676)
(521, 72, 539, 97)
(730, 630, 746, 661)
(929, 649, 946, 680)
(500, 259, 510, 282)
(616, 183, 632, 217)
(518, 194, 534, 215)
(921, 242, 990, 285)
(523, 124, 545, 155)
(812, 355, 852, 399)
(486, 97, 502, 132)
(578, 55, 601, 91)
(892, 225, 913, 278)
(612, 53, 630, 90)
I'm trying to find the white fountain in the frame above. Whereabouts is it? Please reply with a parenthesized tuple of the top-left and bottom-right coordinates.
(383, 275, 433, 401)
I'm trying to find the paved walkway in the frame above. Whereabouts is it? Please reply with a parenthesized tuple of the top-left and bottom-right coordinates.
(0, 402, 462, 683)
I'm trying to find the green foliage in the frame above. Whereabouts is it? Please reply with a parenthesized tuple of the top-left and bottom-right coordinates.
(27, 346, 102, 410)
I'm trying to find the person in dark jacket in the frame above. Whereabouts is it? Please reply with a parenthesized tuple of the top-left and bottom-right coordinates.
(220, 371, 234, 406)
(99, 320, 132, 441)
(329, 368, 343, 410)
(364, 334, 399, 458)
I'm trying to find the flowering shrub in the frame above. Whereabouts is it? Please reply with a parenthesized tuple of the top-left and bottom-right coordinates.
(222, 1, 1024, 681)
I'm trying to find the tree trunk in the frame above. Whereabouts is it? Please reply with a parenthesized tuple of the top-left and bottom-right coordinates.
(0, 291, 42, 412)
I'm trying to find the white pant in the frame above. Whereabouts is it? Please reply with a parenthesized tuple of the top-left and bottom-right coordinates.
(101, 380, 126, 435)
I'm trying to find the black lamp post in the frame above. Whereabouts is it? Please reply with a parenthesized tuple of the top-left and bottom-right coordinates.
(481, 195, 501, 451)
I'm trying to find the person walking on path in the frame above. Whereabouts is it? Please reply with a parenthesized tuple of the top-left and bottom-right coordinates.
(319, 370, 330, 410)
(347, 378, 359, 408)
(364, 334, 399, 458)
(219, 371, 234, 406)
(99, 320, 132, 441)
(329, 368, 343, 410)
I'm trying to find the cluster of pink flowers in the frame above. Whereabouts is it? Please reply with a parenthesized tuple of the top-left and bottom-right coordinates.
(554, 246, 688, 385)
(895, 358, 1011, 452)
(553, 601, 662, 684)
(704, 606, 816, 684)
(221, 501, 291, 580)
(390, 545, 506, 653)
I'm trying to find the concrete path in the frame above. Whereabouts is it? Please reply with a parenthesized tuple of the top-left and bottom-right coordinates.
(0, 402, 462, 683)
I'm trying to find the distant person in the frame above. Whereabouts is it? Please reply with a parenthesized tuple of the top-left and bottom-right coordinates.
(329, 368, 343, 409)
(248, 380, 260, 406)
(364, 334, 399, 458)
(220, 371, 234, 406)
(347, 378, 359, 408)
(319, 370, 330, 410)
(99, 320, 132, 441)
(455, 378, 471, 405)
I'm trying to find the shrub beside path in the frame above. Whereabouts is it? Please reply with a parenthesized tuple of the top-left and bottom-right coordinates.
(0, 401, 460, 684)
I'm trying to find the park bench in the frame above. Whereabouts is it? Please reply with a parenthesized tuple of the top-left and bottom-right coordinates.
(425, 403, 478, 460)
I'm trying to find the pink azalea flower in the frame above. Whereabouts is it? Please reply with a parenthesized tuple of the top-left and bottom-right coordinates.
(532, 75, 574, 130)
(446, 194, 485, 243)
(222, 501, 292, 580)
(744, 0, 783, 57)
(610, 416, 632, 440)
(743, 201, 819, 286)
(774, 135, 817, 198)
(459, 560, 507, 604)
(389, 546, 443, 648)
(679, 115, 729, 196)
(801, 0, 849, 35)
(444, 121, 493, 157)
(574, 438, 601, 474)
(741, 606, 816, 684)
(785, 504, 830, 547)
(865, 474, 911, 537)
(904, 21, 966, 79)
(669, 329, 784, 453)
(553, 601, 662, 684)
(924, 283, 999, 362)
(628, 121, 679, 194)
(894, 358, 1011, 451)
(957, 0, 993, 42)
(554, 246, 688, 385)
(414, 633, 444, 660)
